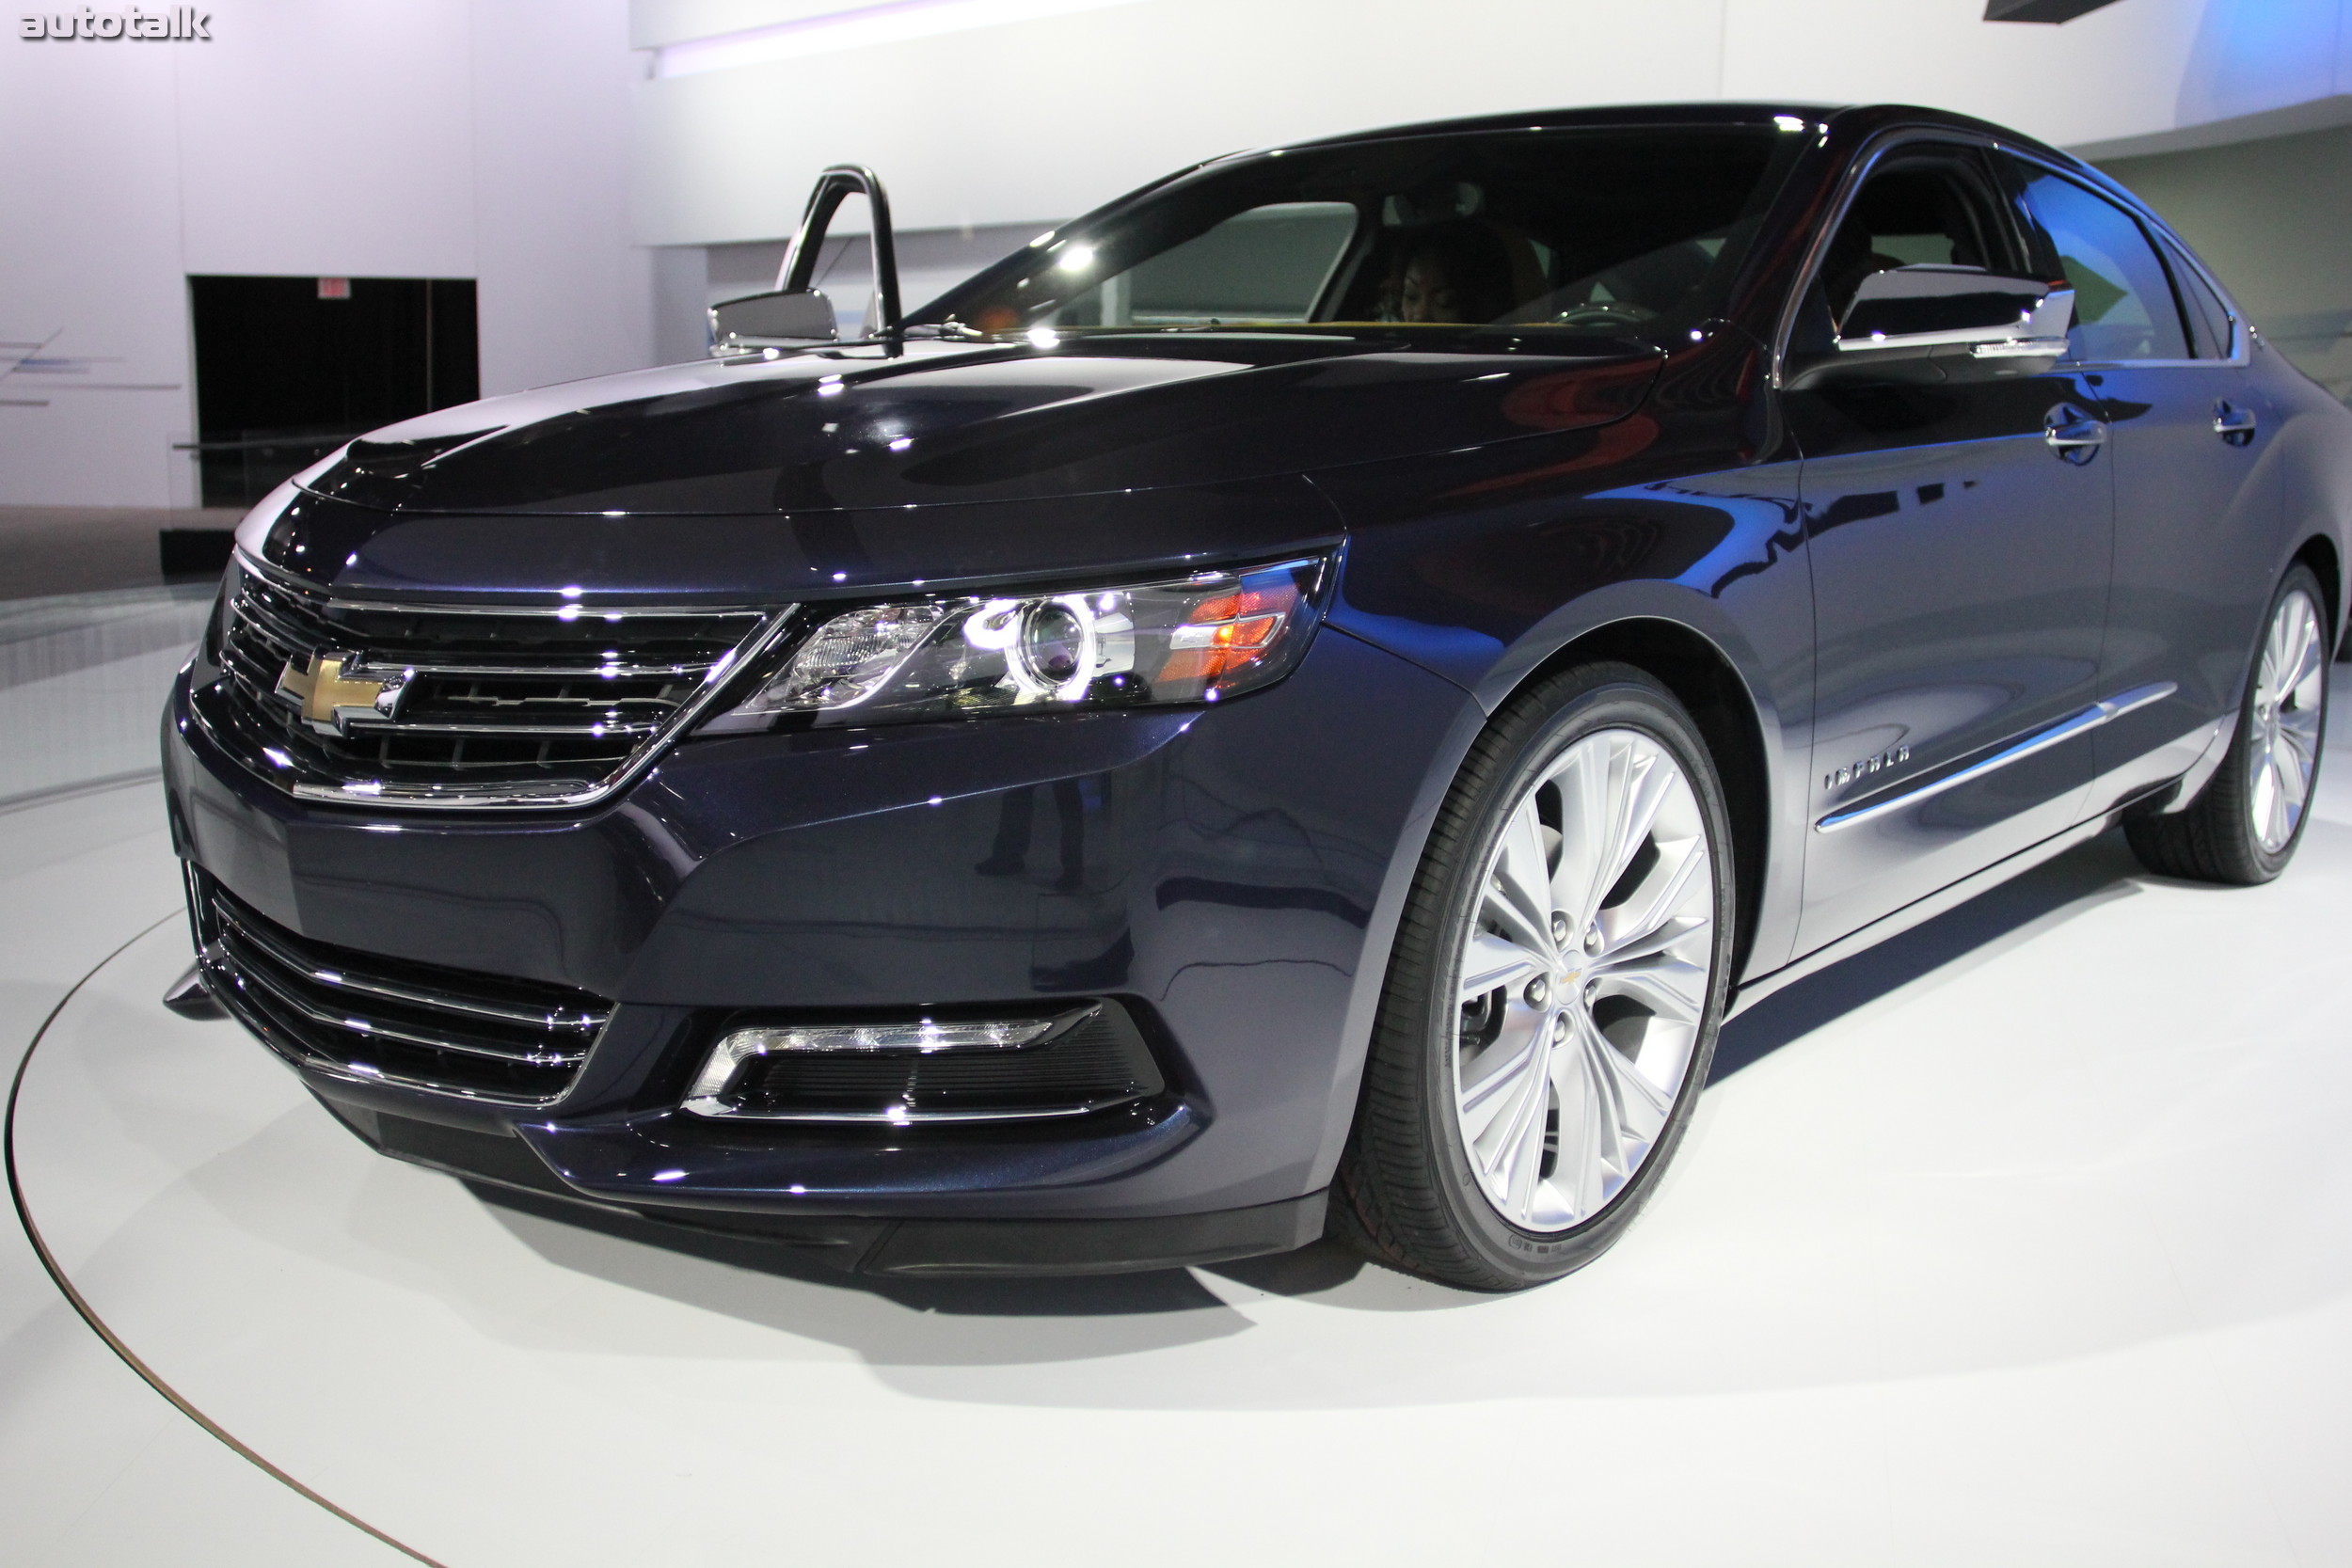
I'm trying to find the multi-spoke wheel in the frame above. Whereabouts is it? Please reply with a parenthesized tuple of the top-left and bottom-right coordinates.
(2127, 563, 2331, 886)
(2248, 586, 2327, 854)
(1333, 663, 1734, 1291)
(1454, 727, 1712, 1231)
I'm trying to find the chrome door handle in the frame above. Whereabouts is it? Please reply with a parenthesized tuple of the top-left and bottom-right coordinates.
(2043, 403, 2106, 464)
(2214, 401, 2258, 445)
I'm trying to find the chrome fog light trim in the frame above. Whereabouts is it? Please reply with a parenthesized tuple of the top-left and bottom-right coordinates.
(682, 1016, 1062, 1119)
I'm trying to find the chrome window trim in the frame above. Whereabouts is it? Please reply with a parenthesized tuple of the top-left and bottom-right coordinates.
(1993, 149, 2250, 370)
(1815, 681, 2175, 833)
(215, 550, 798, 812)
(1772, 128, 2250, 383)
(1771, 126, 2018, 389)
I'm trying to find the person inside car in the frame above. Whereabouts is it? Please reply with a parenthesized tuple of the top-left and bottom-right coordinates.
(1393, 221, 1520, 324)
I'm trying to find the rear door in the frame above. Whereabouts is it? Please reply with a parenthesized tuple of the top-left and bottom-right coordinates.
(1999, 155, 2280, 811)
(1788, 137, 2114, 956)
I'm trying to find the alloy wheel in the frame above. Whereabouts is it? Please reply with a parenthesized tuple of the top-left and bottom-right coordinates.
(1450, 726, 1715, 1233)
(2249, 588, 2327, 854)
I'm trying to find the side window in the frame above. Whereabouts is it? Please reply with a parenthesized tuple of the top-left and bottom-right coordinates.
(2166, 245, 2237, 359)
(2010, 166, 2188, 361)
(1809, 149, 2019, 335)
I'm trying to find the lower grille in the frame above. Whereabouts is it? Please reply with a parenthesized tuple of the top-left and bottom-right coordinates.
(190, 870, 611, 1104)
(720, 1003, 1166, 1122)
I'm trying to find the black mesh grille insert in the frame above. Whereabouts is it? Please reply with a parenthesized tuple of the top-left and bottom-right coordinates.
(189, 557, 778, 806)
(191, 869, 612, 1104)
(722, 1003, 1166, 1121)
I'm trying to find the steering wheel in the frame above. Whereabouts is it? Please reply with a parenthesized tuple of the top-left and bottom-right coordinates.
(1552, 302, 1657, 328)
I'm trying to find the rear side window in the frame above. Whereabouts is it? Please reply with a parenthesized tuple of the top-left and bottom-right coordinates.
(2008, 165, 2188, 361)
(2166, 246, 2237, 358)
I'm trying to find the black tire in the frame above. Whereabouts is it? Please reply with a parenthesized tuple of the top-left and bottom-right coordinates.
(2126, 563, 2331, 886)
(1330, 662, 1737, 1291)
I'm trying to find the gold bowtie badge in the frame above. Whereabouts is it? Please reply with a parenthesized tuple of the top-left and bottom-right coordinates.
(275, 651, 407, 736)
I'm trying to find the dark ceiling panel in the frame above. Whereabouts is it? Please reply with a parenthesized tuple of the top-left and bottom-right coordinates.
(1984, 0, 2122, 20)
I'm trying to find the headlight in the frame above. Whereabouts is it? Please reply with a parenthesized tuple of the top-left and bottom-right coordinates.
(717, 554, 1328, 728)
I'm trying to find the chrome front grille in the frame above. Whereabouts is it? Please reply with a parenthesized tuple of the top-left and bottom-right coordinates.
(191, 871, 612, 1104)
(190, 555, 787, 808)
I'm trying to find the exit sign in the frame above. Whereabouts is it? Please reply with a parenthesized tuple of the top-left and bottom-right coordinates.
(317, 277, 351, 300)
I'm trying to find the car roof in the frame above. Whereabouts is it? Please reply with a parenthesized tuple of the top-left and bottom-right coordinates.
(1276, 101, 2073, 165)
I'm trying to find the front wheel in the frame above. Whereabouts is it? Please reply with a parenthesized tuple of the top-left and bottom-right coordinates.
(2126, 563, 2330, 885)
(1332, 663, 1735, 1291)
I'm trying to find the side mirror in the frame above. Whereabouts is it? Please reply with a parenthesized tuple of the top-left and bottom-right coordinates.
(707, 164, 902, 357)
(1787, 265, 2074, 388)
(710, 288, 838, 350)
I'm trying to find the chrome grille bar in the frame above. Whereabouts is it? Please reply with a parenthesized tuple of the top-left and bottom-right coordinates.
(189, 552, 795, 811)
(194, 871, 612, 1104)
(215, 900, 606, 1034)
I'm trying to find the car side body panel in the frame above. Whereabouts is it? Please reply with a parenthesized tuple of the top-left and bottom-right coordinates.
(1312, 334, 1816, 980)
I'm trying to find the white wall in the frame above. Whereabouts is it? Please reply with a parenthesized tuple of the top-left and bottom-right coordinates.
(628, 0, 2352, 248)
(2103, 123, 2352, 398)
(18, 0, 2352, 507)
(0, 0, 651, 507)
(2, 35, 206, 506)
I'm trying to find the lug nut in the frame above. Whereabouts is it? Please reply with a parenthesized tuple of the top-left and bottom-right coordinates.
(1550, 1014, 1568, 1043)
(1523, 975, 1550, 1007)
(1584, 925, 1603, 955)
(1550, 911, 1570, 946)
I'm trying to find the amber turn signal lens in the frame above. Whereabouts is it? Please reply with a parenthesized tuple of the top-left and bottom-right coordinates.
(1155, 585, 1299, 688)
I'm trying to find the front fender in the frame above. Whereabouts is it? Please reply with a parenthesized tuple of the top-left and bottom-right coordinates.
(1317, 437, 1814, 980)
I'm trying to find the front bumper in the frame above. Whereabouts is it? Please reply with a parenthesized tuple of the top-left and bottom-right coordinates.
(166, 626, 1474, 1267)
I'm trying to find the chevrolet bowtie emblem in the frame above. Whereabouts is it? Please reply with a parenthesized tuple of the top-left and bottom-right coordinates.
(275, 651, 407, 735)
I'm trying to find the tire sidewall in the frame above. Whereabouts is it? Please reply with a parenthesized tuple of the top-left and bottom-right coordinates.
(1411, 668, 1737, 1285)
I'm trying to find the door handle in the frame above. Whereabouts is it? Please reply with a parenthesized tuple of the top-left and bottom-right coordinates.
(2213, 400, 2258, 446)
(2043, 403, 2106, 464)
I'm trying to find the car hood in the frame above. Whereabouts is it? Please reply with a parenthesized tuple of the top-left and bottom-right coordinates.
(296, 334, 1663, 516)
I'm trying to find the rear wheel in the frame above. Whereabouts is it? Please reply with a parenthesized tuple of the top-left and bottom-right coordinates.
(2126, 564, 2330, 885)
(1332, 663, 1735, 1291)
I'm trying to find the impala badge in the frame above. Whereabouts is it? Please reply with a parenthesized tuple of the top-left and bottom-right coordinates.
(1825, 744, 1910, 793)
(275, 651, 407, 735)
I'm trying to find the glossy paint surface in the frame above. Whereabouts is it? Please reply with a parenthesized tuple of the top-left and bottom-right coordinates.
(1786, 367, 2113, 950)
(295, 338, 1657, 518)
(163, 101, 2352, 1243)
(2091, 353, 2280, 811)
(170, 624, 1476, 1216)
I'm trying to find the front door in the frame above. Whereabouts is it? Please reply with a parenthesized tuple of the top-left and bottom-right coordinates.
(1787, 141, 2115, 956)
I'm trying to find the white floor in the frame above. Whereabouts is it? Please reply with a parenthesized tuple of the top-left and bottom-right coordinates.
(5, 594, 2351, 1565)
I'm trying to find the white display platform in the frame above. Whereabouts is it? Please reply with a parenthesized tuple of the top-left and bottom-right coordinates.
(13, 798, 2352, 1564)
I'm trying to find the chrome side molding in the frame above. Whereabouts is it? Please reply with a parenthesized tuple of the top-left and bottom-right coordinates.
(1815, 682, 2176, 833)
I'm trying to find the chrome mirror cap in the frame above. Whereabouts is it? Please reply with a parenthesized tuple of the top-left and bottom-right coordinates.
(1788, 268, 2074, 388)
(707, 288, 838, 355)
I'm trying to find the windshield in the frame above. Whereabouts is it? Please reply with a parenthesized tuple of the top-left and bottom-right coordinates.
(914, 125, 1801, 341)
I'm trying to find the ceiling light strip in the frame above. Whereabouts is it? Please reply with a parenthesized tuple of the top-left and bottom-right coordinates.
(653, 0, 1148, 76)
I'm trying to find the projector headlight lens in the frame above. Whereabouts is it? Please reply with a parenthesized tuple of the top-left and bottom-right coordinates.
(719, 554, 1327, 727)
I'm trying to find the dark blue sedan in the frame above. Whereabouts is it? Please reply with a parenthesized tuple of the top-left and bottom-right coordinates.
(164, 102, 2344, 1289)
